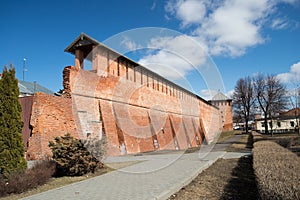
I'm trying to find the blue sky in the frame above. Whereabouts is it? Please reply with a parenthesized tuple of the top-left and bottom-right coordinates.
(1, 0, 300, 99)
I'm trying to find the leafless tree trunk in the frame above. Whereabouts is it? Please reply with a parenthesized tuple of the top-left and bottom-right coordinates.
(232, 76, 255, 134)
(253, 74, 288, 136)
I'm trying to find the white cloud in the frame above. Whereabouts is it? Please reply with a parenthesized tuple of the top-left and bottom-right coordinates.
(120, 37, 142, 51)
(133, 0, 297, 88)
(197, 0, 268, 56)
(271, 18, 290, 29)
(226, 89, 235, 99)
(291, 62, 300, 74)
(139, 51, 192, 80)
(138, 35, 208, 80)
(165, 0, 297, 57)
(200, 89, 218, 100)
(277, 61, 300, 83)
(199, 89, 234, 101)
(277, 72, 293, 83)
(165, 0, 207, 27)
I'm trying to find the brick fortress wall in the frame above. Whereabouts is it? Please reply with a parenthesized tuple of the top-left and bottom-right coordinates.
(24, 41, 226, 159)
(63, 45, 223, 156)
(26, 93, 78, 160)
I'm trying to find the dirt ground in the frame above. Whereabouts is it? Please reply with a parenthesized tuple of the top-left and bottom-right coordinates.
(4, 132, 298, 200)
(168, 133, 259, 200)
(168, 156, 258, 200)
(168, 133, 300, 200)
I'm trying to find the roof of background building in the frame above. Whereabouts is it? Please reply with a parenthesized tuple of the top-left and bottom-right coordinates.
(18, 80, 54, 96)
(211, 92, 231, 101)
(255, 108, 300, 121)
(280, 108, 300, 117)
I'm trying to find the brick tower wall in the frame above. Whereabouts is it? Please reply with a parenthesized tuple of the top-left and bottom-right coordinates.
(223, 102, 233, 131)
(210, 100, 233, 131)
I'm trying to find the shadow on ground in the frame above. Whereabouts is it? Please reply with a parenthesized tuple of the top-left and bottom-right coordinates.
(221, 155, 259, 200)
(221, 134, 259, 200)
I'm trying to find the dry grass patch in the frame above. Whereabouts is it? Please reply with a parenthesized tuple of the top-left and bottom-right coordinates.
(226, 133, 253, 153)
(253, 140, 300, 199)
(168, 132, 258, 200)
(217, 130, 241, 143)
(168, 156, 258, 200)
(0, 161, 55, 199)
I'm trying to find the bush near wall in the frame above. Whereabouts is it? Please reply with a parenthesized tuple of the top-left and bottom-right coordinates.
(0, 160, 55, 197)
(49, 134, 99, 176)
(253, 140, 300, 200)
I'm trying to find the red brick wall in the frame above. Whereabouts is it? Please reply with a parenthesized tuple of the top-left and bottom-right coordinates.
(211, 100, 233, 131)
(26, 93, 78, 160)
(222, 101, 233, 131)
(25, 51, 223, 159)
(66, 58, 222, 156)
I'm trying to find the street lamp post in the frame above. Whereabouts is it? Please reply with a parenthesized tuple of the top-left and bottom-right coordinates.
(23, 58, 27, 81)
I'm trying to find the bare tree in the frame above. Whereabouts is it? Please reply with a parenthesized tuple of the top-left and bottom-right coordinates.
(232, 76, 255, 134)
(254, 74, 288, 135)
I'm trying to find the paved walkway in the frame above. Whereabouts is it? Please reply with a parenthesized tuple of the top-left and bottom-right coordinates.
(22, 134, 250, 200)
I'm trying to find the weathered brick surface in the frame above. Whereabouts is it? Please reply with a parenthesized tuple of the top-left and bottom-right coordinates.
(26, 93, 78, 160)
(25, 48, 229, 158)
(65, 59, 223, 155)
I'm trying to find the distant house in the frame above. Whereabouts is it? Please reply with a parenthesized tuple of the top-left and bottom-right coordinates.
(255, 108, 300, 133)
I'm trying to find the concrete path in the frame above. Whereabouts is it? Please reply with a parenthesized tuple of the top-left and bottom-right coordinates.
(22, 134, 250, 200)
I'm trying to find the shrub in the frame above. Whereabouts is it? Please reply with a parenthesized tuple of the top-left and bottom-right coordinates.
(288, 137, 300, 148)
(0, 160, 55, 197)
(82, 135, 107, 163)
(49, 134, 99, 176)
(253, 141, 300, 200)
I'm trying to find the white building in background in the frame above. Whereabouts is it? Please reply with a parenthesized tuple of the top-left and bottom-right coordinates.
(255, 108, 300, 133)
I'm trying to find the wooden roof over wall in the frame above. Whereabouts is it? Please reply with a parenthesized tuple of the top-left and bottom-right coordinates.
(65, 33, 214, 106)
